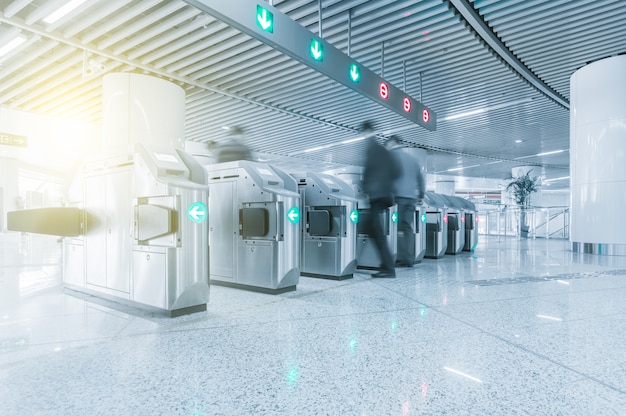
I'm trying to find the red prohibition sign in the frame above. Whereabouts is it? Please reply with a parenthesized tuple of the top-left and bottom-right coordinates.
(422, 109, 430, 123)
(403, 97, 411, 112)
(379, 82, 389, 100)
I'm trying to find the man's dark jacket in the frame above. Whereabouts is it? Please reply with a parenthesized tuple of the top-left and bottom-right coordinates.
(363, 137, 401, 206)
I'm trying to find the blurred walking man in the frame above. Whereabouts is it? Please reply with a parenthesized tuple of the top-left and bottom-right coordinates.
(386, 136, 425, 267)
(362, 123, 401, 278)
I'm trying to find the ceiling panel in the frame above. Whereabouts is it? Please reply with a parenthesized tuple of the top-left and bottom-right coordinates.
(1, 0, 625, 192)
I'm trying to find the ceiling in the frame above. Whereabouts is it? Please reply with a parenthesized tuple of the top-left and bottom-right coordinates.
(1, 0, 625, 191)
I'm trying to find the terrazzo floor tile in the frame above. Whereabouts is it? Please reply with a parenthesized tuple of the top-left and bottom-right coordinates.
(1, 322, 353, 415)
(381, 262, 626, 308)
(505, 314, 626, 391)
(538, 285, 626, 317)
(138, 277, 423, 334)
(271, 310, 625, 415)
(431, 294, 613, 333)
(3, 234, 626, 415)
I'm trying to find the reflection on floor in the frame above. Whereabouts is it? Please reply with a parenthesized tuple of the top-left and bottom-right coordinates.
(1, 233, 626, 415)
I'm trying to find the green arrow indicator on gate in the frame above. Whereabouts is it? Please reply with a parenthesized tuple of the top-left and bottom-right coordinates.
(349, 64, 360, 83)
(391, 212, 398, 223)
(350, 210, 359, 223)
(309, 39, 323, 61)
(187, 201, 208, 223)
(421, 213, 427, 223)
(256, 5, 273, 33)
(287, 206, 300, 223)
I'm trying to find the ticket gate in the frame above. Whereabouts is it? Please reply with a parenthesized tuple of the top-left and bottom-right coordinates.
(455, 197, 479, 251)
(423, 192, 448, 259)
(331, 167, 397, 269)
(397, 202, 427, 265)
(129, 145, 210, 315)
(445, 213, 463, 255)
(414, 205, 427, 262)
(440, 194, 465, 255)
(292, 172, 357, 280)
(355, 204, 398, 269)
(8, 144, 211, 317)
(206, 161, 300, 294)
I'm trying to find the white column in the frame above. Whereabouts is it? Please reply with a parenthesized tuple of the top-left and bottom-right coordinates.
(570, 55, 626, 254)
(435, 179, 455, 195)
(511, 166, 535, 179)
(102, 73, 185, 155)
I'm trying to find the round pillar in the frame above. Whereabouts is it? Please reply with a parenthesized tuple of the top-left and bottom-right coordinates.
(570, 55, 626, 254)
(435, 179, 455, 195)
(102, 73, 185, 155)
(511, 166, 535, 179)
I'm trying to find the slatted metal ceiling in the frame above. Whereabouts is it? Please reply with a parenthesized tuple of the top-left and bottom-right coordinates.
(1, 0, 625, 189)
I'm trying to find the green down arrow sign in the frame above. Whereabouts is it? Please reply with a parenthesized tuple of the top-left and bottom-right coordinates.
(256, 5, 273, 33)
(349, 64, 360, 83)
(309, 39, 323, 61)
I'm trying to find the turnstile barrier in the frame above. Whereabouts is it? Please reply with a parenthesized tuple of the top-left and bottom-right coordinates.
(8, 144, 211, 317)
(293, 172, 357, 280)
(207, 161, 300, 294)
(423, 192, 449, 259)
(414, 207, 427, 262)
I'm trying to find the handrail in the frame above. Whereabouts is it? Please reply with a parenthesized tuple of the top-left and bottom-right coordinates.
(477, 206, 569, 239)
(535, 209, 567, 228)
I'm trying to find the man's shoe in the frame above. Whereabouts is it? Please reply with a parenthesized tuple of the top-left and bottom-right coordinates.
(372, 271, 396, 278)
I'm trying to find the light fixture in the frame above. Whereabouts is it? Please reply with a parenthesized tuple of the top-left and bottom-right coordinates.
(289, 142, 338, 156)
(289, 134, 369, 156)
(302, 145, 327, 153)
(340, 136, 366, 145)
(536, 149, 566, 157)
(515, 139, 523, 143)
(43, 0, 88, 24)
(0, 34, 27, 58)
(446, 164, 480, 172)
(515, 149, 567, 160)
(440, 97, 534, 122)
(440, 108, 485, 121)
(536, 314, 562, 322)
(543, 176, 569, 183)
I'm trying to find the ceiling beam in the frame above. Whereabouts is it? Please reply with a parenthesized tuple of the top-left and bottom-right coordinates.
(449, 0, 569, 109)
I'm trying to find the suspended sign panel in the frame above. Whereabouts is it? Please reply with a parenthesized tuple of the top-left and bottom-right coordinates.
(183, 0, 437, 131)
(0, 133, 28, 148)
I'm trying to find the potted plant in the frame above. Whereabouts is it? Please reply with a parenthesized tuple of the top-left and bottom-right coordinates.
(505, 170, 539, 237)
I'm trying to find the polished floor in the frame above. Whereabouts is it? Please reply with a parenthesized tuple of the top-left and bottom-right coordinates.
(1, 232, 625, 415)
